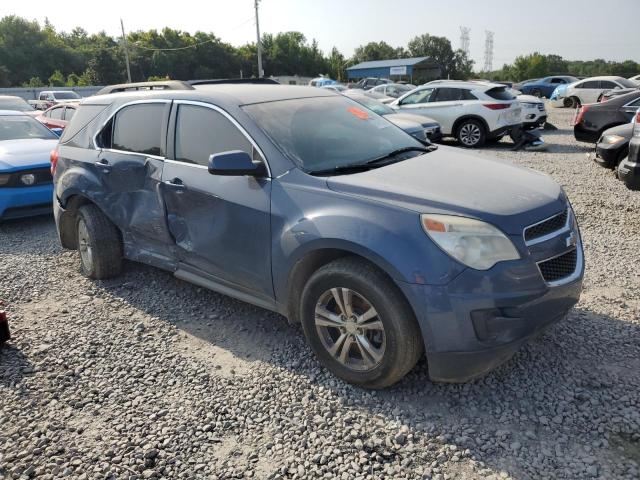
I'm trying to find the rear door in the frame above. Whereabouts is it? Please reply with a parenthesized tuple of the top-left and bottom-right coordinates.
(576, 80, 601, 104)
(92, 100, 175, 261)
(161, 101, 273, 300)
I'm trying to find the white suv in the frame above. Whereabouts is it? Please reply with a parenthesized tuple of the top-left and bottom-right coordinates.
(389, 81, 522, 147)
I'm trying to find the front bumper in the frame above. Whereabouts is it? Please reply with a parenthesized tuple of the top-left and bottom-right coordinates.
(523, 114, 547, 129)
(618, 156, 640, 190)
(398, 231, 584, 382)
(595, 140, 628, 168)
(574, 125, 600, 143)
(0, 184, 53, 220)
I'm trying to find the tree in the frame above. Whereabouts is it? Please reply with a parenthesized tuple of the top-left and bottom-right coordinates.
(328, 47, 346, 81)
(48, 69, 66, 86)
(407, 34, 473, 79)
(352, 41, 399, 64)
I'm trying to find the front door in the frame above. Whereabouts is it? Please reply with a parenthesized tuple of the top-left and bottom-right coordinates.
(161, 101, 273, 299)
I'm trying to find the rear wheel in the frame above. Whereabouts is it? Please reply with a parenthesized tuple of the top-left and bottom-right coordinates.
(76, 204, 122, 279)
(531, 88, 542, 98)
(300, 258, 423, 389)
(456, 119, 486, 148)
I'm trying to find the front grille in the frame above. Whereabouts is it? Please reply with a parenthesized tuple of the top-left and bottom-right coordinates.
(538, 249, 577, 282)
(537, 104, 544, 111)
(0, 168, 52, 188)
(524, 209, 568, 242)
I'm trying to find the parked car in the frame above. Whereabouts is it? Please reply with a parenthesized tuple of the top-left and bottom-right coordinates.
(511, 78, 540, 91)
(351, 77, 391, 90)
(514, 92, 547, 129)
(366, 83, 414, 103)
(518, 76, 578, 98)
(597, 87, 639, 103)
(573, 90, 640, 143)
(617, 109, 640, 190)
(594, 123, 634, 169)
(629, 74, 640, 85)
(29, 90, 82, 110)
(389, 81, 522, 148)
(557, 76, 638, 108)
(52, 85, 583, 388)
(0, 95, 38, 115)
(320, 84, 347, 93)
(309, 77, 337, 87)
(344, 91, 441, 143)
(0, 111, 58, 221)
(35, 103, 79, 130)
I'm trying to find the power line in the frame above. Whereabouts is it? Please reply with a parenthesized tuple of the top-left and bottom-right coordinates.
(459, 26, 470, 57)
(484, 31, 494, 72)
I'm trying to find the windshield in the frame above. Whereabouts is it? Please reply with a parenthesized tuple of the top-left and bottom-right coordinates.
(243, 96, 421, 173)
(54, 91, 81, 100)
(0, 115, 58, 141)
(0, 97, 33, 111)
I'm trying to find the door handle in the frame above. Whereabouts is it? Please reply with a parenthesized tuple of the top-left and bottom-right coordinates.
(164, 178, 186, 193)
(96, 158, 112, 172)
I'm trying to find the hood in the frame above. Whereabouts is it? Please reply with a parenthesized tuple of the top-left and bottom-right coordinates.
(601, 122, 634, 139)
(517, 94, 543, 103)
(0, 138, 59, 171)
(388, 111, 439, 126)
(384, 114, 422, 133)
(326, 146, 564, 234)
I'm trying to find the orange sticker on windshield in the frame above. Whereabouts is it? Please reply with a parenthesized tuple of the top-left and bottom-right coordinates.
(347, 106, 370, 120)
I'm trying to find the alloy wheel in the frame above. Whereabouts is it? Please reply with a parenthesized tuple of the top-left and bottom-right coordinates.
(459, 123, 482, 146)
(314, 288, 386, 371)
(78, 218, 94, 272)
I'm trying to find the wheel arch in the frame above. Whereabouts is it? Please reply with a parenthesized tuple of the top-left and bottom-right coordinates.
(57, 194, 120, 250)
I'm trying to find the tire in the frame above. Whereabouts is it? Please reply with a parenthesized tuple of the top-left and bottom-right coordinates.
(456, 119, 486, 148)
(300, 257, 423, 389)
(531, 88, 542, 98)
(76, 204, 122, 279)
(564, 96, 580, 109)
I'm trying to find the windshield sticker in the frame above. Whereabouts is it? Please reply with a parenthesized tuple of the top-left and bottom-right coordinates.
(347, 106, 370, 120)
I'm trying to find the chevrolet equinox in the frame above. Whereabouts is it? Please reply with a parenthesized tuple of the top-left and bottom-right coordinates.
(53, 85, 584, 388)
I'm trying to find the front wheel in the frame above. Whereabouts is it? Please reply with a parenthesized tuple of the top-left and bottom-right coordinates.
(564, 96, 580, 109)
(300, 258, 423, 389)
(456, 119, 486, 148)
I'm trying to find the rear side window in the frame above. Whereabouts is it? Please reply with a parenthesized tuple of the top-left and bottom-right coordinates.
(174, 104, 252, 166)
(599, 81, 617, 89)
(461, 89, 477, 100)
(433, 88, 461, 102)
(578, 81, 599, 89)
(111, 104, 165, 156)
(485, 87, 516, 100)
(59, 104, 108, 143)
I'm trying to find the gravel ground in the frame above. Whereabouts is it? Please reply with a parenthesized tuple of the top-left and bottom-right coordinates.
(1, 107, 639, 480)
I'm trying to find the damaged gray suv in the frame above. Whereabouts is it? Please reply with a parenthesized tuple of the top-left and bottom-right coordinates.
(53, 84, 584, 388)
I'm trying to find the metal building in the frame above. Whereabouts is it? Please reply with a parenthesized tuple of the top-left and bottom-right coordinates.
(346, 57, 441, 83)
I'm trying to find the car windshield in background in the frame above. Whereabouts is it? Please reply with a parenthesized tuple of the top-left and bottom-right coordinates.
(0, 115, 58, 141)
(0, 97, 33, 111)
(244, 96, 421, 173)
(55, 91, 81, 99)
(486, 87, 516, 100)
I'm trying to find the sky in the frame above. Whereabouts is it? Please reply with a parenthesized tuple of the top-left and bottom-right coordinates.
(5, 0, 640, 68)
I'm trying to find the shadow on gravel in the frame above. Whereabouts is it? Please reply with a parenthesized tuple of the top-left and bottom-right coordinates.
(0, 343, 35, 389)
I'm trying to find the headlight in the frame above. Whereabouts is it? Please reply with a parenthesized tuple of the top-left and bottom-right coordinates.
(0, 174, 10, 186)
(20, 173, 36, 185)
(521, 102, 537, 109)
(421, 214, 520, 270)
(600, 134, 625, 144)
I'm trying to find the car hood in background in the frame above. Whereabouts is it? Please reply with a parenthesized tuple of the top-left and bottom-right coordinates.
(388, 111, 439, 126)
(0, 138, 59, 171)
(383, 114, 423, 133)
(326, 146, 564, 234)
(600, 122, 634, 140)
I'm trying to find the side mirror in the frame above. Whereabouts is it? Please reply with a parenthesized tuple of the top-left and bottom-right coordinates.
(208, 150, 267, 177)
(50, 127, 63, 137)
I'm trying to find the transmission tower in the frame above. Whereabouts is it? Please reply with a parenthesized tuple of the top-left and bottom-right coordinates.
(459, 26, 470, 57)
(483, 31, 494, 72)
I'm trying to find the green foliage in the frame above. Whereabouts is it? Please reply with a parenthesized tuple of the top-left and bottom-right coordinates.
(66, 73, 80, 86)
(21, 77, 44, 88)
(407, 34, 474, 80)
(352, 41, 402, 64)
(48, 69, 66, 86)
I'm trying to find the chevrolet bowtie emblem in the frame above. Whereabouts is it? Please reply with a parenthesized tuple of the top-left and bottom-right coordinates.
(566, 231, 577, 248)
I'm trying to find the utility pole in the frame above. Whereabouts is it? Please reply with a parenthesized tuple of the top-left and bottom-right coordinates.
(120, 19, 132, 83)
(483, 31, 494, 73)
(254, 0, 264, 78)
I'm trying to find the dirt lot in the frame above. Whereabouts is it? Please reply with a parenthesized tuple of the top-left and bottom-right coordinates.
(1, 107, 639, 480)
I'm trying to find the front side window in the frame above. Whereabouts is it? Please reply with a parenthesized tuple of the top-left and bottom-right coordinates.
(243, 96, 422, 173)
(401, 88, 434, 105)
(110, 103, 164, 156)
(174, 104, 252, 166)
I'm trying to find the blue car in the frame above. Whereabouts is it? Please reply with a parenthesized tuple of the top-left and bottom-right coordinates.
(519, 76, 579, 98)
(0, 111, 58, 221)
(53, 86, 584, 388)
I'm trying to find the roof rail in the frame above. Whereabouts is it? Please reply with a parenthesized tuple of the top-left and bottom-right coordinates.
(188, 78, 280, 86)
(95, 80, 193, 96)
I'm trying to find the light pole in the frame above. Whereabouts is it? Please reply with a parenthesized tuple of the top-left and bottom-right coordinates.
(255, 0, 264, 77)
(120, 19, 132, 83)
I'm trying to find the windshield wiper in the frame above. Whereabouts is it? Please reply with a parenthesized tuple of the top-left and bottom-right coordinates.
(308, 163, 376, 176)
(365, 145, 435, 166)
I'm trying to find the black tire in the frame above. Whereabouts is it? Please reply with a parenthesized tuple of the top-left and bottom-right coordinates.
(531, 88, 542, 98)
(456, 119, 486, 148)
(76, 204, 122, 279)
(300, 257, 423, 389)
(564, 96, 580, 109)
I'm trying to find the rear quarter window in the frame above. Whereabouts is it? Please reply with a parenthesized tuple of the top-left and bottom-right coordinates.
(59, 104, 108, 145)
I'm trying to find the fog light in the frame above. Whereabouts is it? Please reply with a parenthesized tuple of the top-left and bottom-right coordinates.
(526, 114, 535, 120)
(20, 173, 36, 186)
